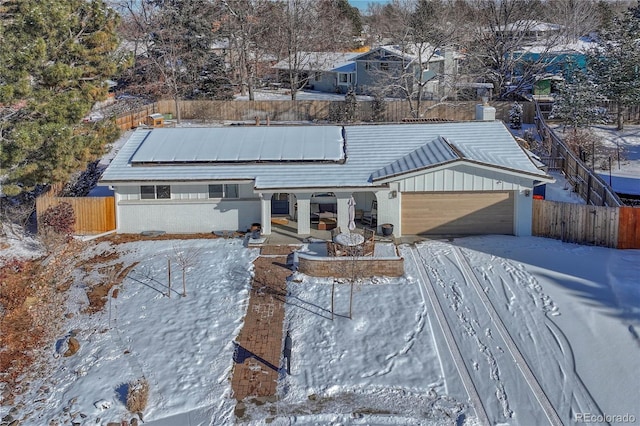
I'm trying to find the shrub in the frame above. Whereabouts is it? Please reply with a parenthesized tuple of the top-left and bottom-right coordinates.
(40, 201, 75, 236)
(126, 377, 149, 413)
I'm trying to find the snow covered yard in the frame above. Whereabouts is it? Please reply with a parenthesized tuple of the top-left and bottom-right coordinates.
(1, 233, 639, 425)
(243, 236, 640, 425)
(2, 238, 259, 426)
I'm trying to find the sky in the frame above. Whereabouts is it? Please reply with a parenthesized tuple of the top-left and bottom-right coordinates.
(349, 0, 391, 12)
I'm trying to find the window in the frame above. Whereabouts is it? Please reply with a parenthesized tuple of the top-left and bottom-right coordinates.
(365, 62, 371, 71)
(338, 73, 353, 85)
(208, 184, 239, 199)
(314, 72, 322, 81)
(141, 185, 171, 199)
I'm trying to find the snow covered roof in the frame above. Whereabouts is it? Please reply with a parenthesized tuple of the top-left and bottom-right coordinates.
(100, 122, 553, 190)
(272, 52, 361, 72)
(373, 44, 444, 64)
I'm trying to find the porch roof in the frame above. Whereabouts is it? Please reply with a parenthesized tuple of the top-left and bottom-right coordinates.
(100, 121, 553, 190)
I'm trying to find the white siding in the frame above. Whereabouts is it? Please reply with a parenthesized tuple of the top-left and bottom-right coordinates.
(114, 182, 260, 233)
(116, 199, 261, 233)
(396, 164, 532, 192)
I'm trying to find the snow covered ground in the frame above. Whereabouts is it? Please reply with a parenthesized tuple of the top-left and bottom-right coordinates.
(1, 234, 638, 425)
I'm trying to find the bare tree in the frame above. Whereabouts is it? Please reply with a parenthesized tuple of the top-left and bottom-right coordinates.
(172, 244, 202, 297)
(361, 1, 464, 117)
(268, 0, 356, 100)
(113, 0, 223, 121)
(221, 0, 279, 100)
(462, 0, 566, 99)
(541, 0, 600, 42)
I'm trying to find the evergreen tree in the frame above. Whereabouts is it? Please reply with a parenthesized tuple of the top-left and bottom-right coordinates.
(550, 66, 608, 130)
(509, 102, 523, 129)
(116, 0, 221, 119)
(587, 3, 640, 130)
(0, 0, 121, 196)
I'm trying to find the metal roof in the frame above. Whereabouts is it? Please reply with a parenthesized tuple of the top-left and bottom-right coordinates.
(100, 121, 553, 190)
(272, 52, 361, 72)
(130, 126, 344, 163)
(371, 136, 458, 180)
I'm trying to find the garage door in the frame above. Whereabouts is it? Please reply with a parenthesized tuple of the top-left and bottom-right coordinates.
(402, 191, 514, 235)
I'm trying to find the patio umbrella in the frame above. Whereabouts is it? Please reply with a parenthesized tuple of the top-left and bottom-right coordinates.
(348, 196, 356, 231)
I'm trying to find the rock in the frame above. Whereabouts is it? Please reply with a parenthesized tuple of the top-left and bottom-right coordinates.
(93, 399, 111, 410)
(63, 337, 80, 357)
(8, 420, 20, 426)
(2, 414, 14, 423)
(130, 418, 139, 426)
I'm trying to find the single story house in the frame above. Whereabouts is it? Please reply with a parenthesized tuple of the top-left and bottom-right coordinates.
(272, 52, 362, 93)
(99, 108, 553, 237)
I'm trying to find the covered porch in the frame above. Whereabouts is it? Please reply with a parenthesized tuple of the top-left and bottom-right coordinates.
(257, 188, 400, 238)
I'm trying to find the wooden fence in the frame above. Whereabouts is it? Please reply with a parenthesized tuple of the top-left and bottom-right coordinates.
(532, 199, 640, 249)
(115, 99, 535, 131)
(36, 194, 116, 235)
(534, 101, 623, 207)
(115, 103, 164, 131)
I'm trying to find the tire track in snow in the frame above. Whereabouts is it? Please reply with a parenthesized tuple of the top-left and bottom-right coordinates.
(450, 246, 563, 426)
(407, 246, 491, 425)
(462, 247, 603, 420)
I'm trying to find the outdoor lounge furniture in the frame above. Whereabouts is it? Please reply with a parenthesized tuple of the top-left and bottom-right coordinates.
(362, 228, 375, 256)
(311, 203, 337, 224)
(361, 200, 377, 227)
(317, 217, 337, 230)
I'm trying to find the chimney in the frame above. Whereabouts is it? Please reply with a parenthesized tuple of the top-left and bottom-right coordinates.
(475, 102, 496, 121)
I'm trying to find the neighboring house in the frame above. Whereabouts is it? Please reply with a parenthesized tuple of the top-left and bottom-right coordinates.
(99, 108, 553, 237)
(510, 39, 595, 92)
(272, 52, 362, 93)
(353, 44, 456, 99)
(272, 45, 459, 97)
(494, 20, 563, 44)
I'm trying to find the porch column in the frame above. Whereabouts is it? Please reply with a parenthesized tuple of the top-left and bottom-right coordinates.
(375, 185, 400, 237)
(288, 194, 296, 219)
(260, 192, 273, 235)
(295, 192, 312, 235)
(335, 192, 351, 231)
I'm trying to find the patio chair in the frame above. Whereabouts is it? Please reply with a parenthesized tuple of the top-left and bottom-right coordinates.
(326, 241, 336, 257)
(361, 200, 377, 227)
(362, 228, 375, 256)
(327, 241, 347, 257)
(330, 227, 342, 240)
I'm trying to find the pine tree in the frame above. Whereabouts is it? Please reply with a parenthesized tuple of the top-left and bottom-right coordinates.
(550, 65, 608, 130)
(587, 3, 640, 130)
(509, 102, 523, 129)
(0, 0, 121, 196)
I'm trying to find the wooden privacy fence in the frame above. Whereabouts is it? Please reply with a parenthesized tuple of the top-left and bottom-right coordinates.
(115, 99, 534, 130)
(36, 194, 116, 235)
(534, 101, 623, 208)
(532, 199, 640, 249)
(115, 103, 163, 131)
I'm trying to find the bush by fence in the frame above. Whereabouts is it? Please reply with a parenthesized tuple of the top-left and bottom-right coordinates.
(36, 192, 115, 235)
